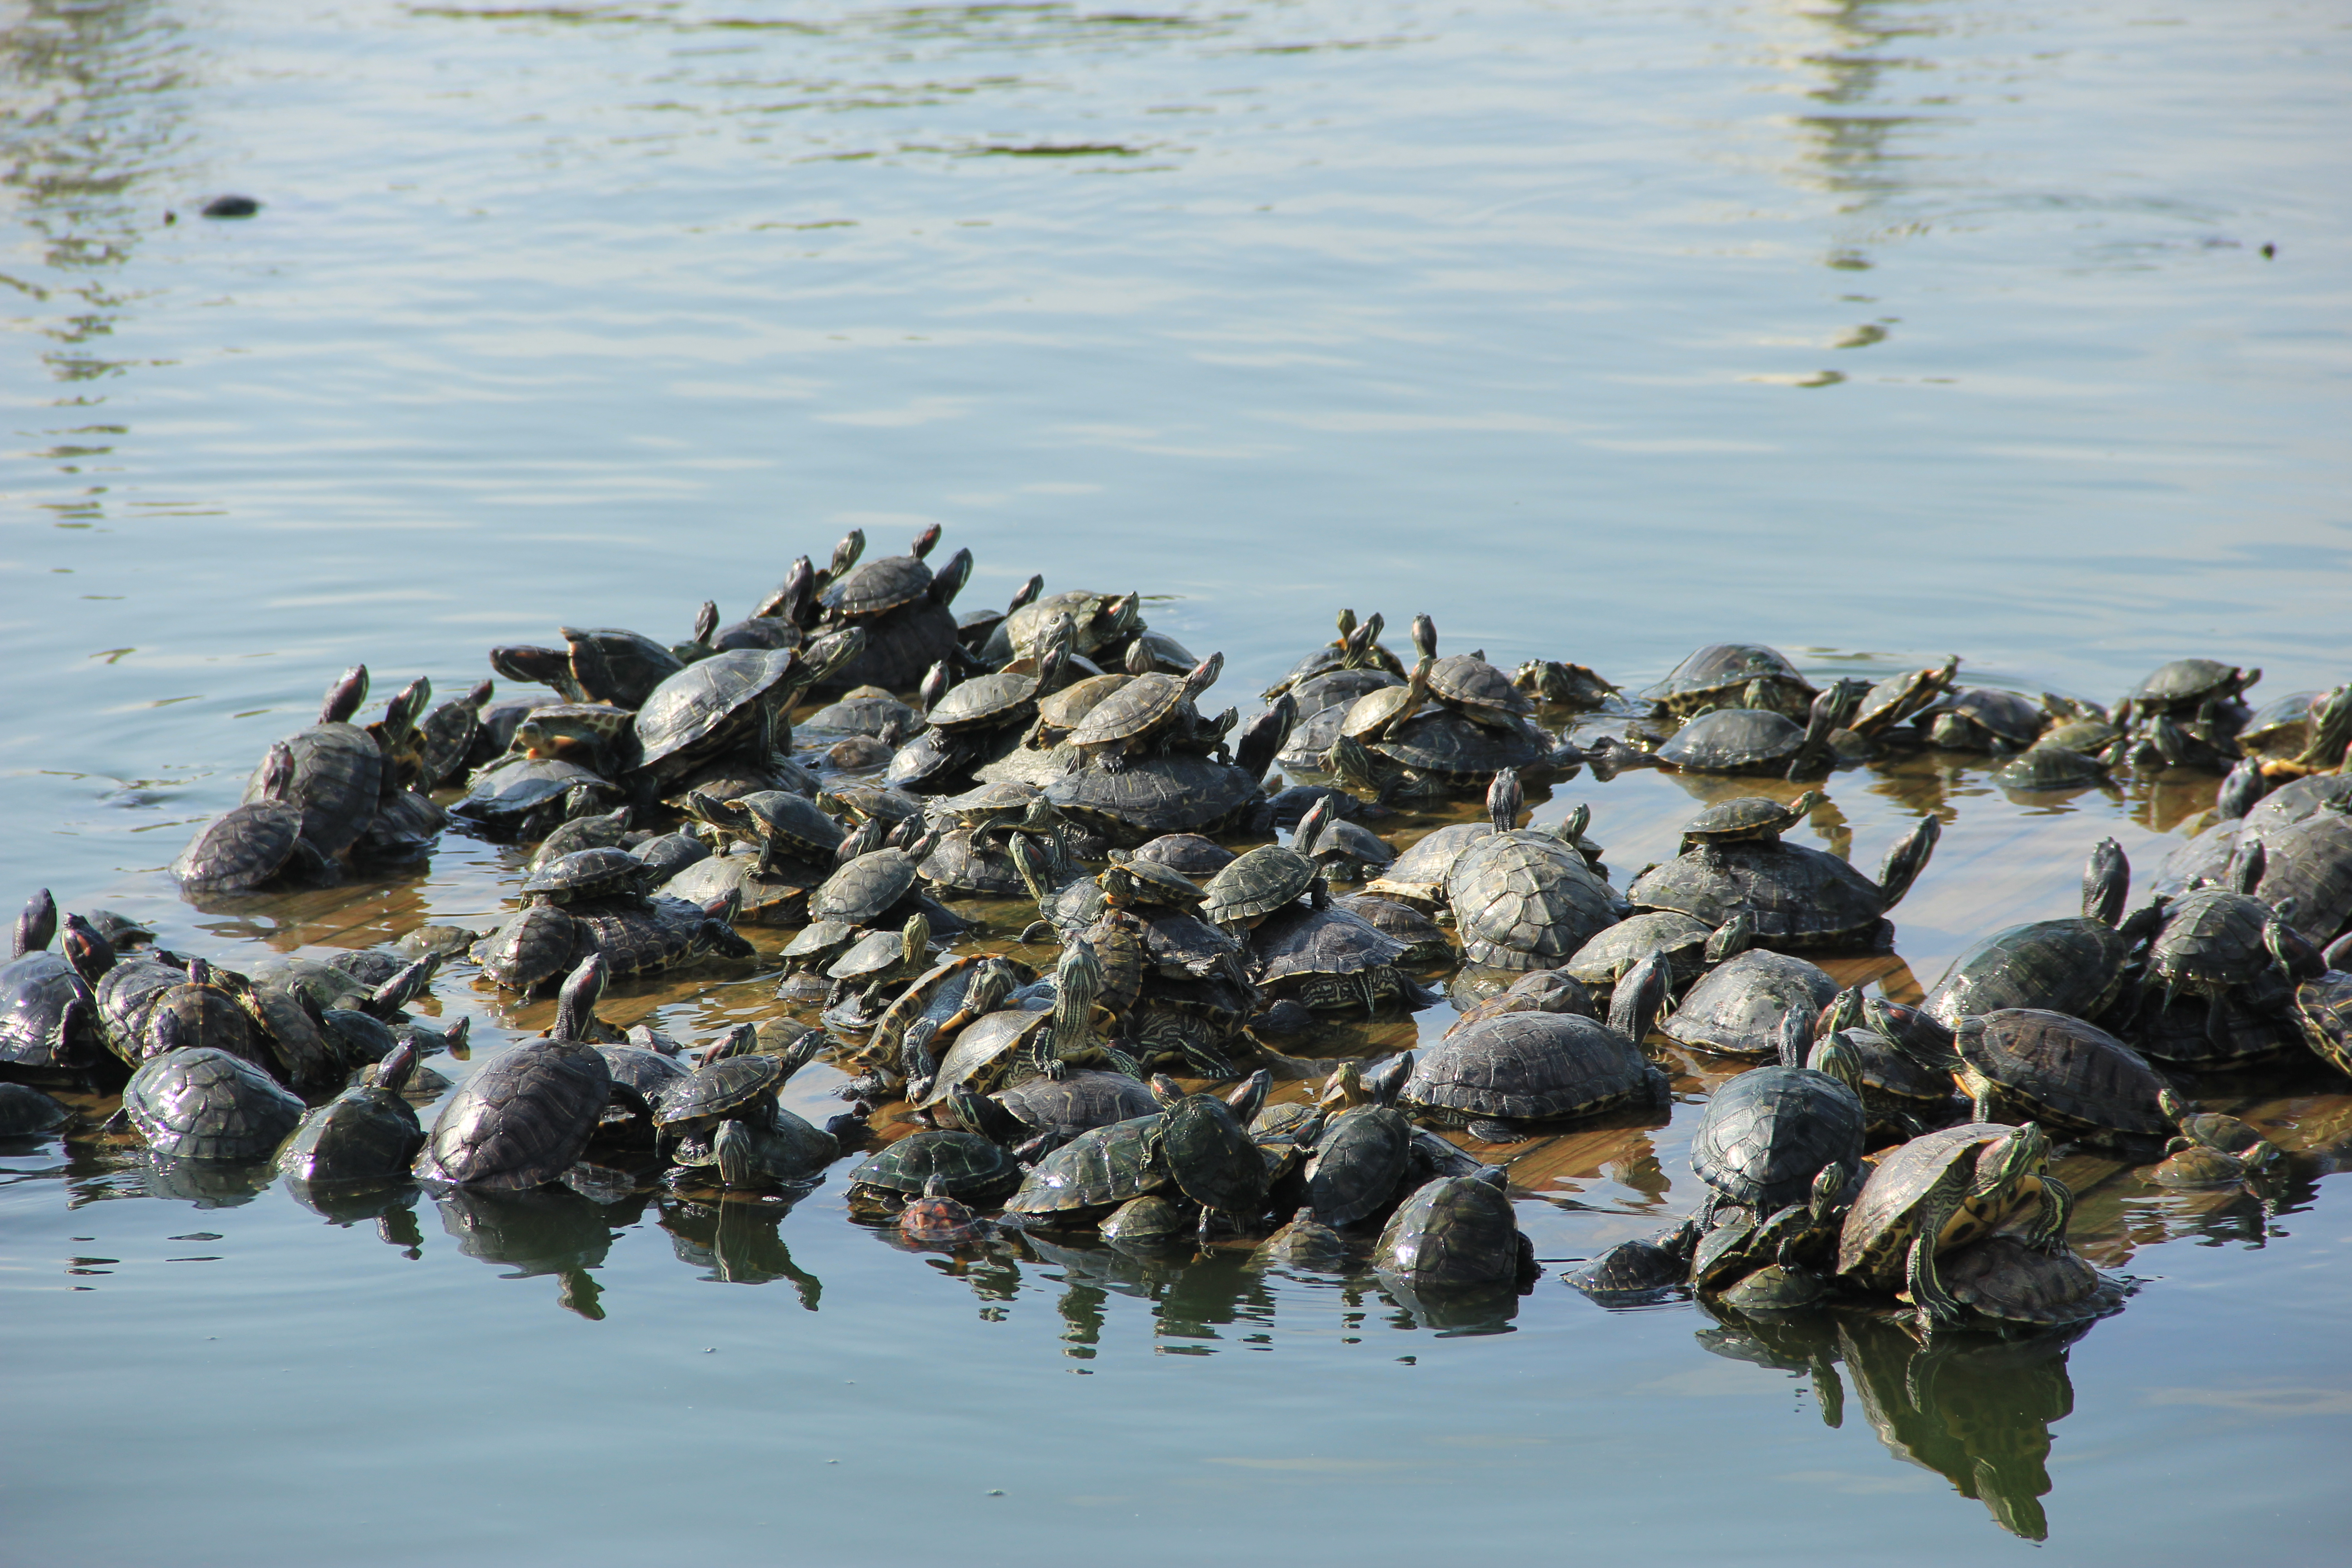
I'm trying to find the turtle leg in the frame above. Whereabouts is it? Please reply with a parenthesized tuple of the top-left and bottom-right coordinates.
(1098, 743, 1129, 775)
(1178, 1038, 1236, 1080)
(1197, 1205, 1217, 1247)
(1102, 1043, 1146, 1080)
(1361, 970, 1378, 1020)
(1905, 1230, 1965, 1331)
(2024, 1174, 2073, 1252)
(1969, 1082, 2000, 1124)
(1466, 1117, 1521, 1144)
(755, 837, 779, 876)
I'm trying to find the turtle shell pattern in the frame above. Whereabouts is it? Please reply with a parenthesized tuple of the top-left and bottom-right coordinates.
(414, 1039, 612, 1188)
(1308, 1104, 1415, 1227)
(1921, 918, 2132, 1028)
(1003, 1113, 1168, 1215)
(1689, 1064, 1864, 1212)
(1835, 1121, 2032, 1287)
(173, 802, 307, 891)
(1660, 949, 1839, 1058)
(1403, 1013, 1656, 1122)
(1446, 832, 1616, 971)
(849, 1130, 1020, 1197)
(1940, 1235, 2118, 1327)
(812, 849, 920, 923)
(1958, 1010, 2168, 1139)
(1374, 1174, 1520, 1287)
(124, 1048, 305, 1162)
(994, 1068, 1159, 1131)
(1044, 756, 1258, 846)
(655, 1053, 784, 1128)
(1627, 839, 1890, 950)
(634, 650, 794, 773)
(1656, 709, 1803, 771)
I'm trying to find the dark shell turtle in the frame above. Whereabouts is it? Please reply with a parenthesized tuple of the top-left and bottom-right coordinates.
(175, 743, 329, 891)
(451, 756, 614, 841)
(811, 848, 921, 923)
(471, 903, 588, 993)
(1922, 838, 2136, 1026)
(1402, 983, 1666, 1143)
(1835, 1121, 2066, 1293)
(2249, 808, 2352, 944)
(1001, 1112, 1168, 1220)
(660, 850, 819, 926)
(1335, 894, 1451, 964)
(1937, 1235, 2122, 1329)
(414, 1039, 611, 1188)
(1308, 1097, 1416, 1228)
(685, 789, 843, 868)
(1372, 708, 1552, 784)
(418, 678, 495, 788)
(653, 1052, 784, 1132)
(491, 626, 684, 709)
(1947, 1009, 2171, 1143)
(1292, 667, 1403, 716)
(1363, 822, 1493, 906)
(2237, 690, 2323, 760)
(1200, 845, 1319, 929)
(242, 666, 382, 859)
(918, 828, 1039, 898)
(1426, 650, 1535, 729)
(1566, 911, 1721, 991)
(1660, 949, 1839, 1058)
(915, 1008, 1054, 1116)
(1130, 833, 1235, 880)
(594, 1043, 692, 1107)
(1677, 793, 1823, 851)
(1847, 657, 1960, 740)
(0, 1080, 71, 1134)
(1445, 968, 1599, 1035)
(1656, 708, 1808, 773)
(993, 1068, 1160, 1135)
(2293, 970, 2352, 1075)
(124, 1046, 304, 1162)
(1926, 687, 2045, 752)
(1154, 1077, 1268, 1233)
(1374, 1166, 1526, 1288)
(572, 894, 741, 979)
(2121, 658, 2257, 720)
(1641, 644, 1817, 720)
(1068, 652, 1225, 769)
(1690, 1056, 1865, 1215)
(631, 831, 711, 883)
(633, 648, 801, 780)
(850, 1129, 1021, 1200)
(1445, 832, 1617, 972)
(276, 1042, 428, 1181)
(510, 703, 640, 776)
(521, 848, 653, 906)
(1043, 755, 1259, 847)
(1, 937, 99, 1077)
(820, 526, 941, 618)
(1627, 814, 1939, 951)
(1251, 904, 1425, 1013)
(1993, 745, 2112, 792)
(530, 804, 633, 868)
(2144, 886, 2284, 998)
(1562, 1236, 1691, 1303)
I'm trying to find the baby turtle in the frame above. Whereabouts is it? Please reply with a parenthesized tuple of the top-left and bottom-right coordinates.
(898, 1174, 988, 1245)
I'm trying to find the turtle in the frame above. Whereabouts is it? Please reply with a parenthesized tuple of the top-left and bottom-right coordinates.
(703, 1108, 839, 1190)
(914, 1008, 1056, 1117)
(529, 804, 634, 868)
(1894, 1008, 2171, 1145)
(569, 893, 751, 980)
(632, 645, 812, 784)
(1362, 821, 1494, 906)
(819, 524, 943, 619)
(508, 702, 641, 777)
(928, 619, 1075, 734)
(992, 1068, 1161, 1144)
(1567, 911, 1749, 995)
(1445, 968, 1600, 1036)
(1689, 1028, 1867, 1218)
(1676, 794, 1826, 854)
(1000, 1112, 1169, 1225)
(630, 830, 711, 884)
(1921, 839, 2145, 1027)
(810, 847, 923, 924)
(1149, 1073, 1269, 1241)
(520, 848, 655, 907)
(1641, 644, 1818, 720)
(243, 666, 384, 858)
(1932, 1234, 2124, 1332)
(1401, 954, 1670, 1142)
(1926, 688, 2047, 753)
(490, 626, 685, 710)
(1818, 1011, 1965, 1139)
(2138, 881, 2297, 1033)
(0, 1080, 71, 1135)
(1653, 706, 1822, 777)
(1339, 657, 1435, 745)
(2244, 807, 2352, 945)
(1033, 671, 1142, 747)
(417, 678, 497, 788)
(2118, 659, 2259, 726)
(1993, 745, 2113, 793)
(1835, 1121, 2069, 1303)
(1306, 1062, 1417, 1228)
(867, 953, 1027, 1065)
(1846, 657, 1961, 740)
(1043, 754, 1260, 847)
(1510, 659, 1621, 710)
(174, 743, 334, 892)
(659, 849, 822, 927)
(275, 1040, 429, 1182)
(1334, 894, 1451, 965)
(412, 1039, 611, 1189)
(988, 589, 1140, 667)
(1099, 1193, 1195, 1249)
(1561, 1235, 1693, 1304)
(1373, 1165, 1531, 1289)
(1444, 826, 1617, 972)
(470, 902, 591, 993)
(682, 789, 843, 870)
(1067, 652, 1226, 770)
(1364, 710, 1556, 789)
(2235, 689, 2326, 763)
(1, 900, 102, 1077)
(898, 1174, 989, 1245)
(1627, 812, 1940, 951)
(1261, 609, 1404, 702)
(122, 1038, 305, 1162)
(1130, 833, 1235, 880)
(1660, 948, 1840, 1058)
(2291, 969, 2352, 1076)
(1294, 666, 1406, 719)
(1250, 902, 1432, 1014)
(1411, 628, 1535, 732)
(823, 915, 933, 1026)
(1200, 845, 1319, 930)
(450, 758, 616, 842)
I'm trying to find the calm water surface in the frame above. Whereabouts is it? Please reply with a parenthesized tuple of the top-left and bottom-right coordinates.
(3, 0, 2351, 1560)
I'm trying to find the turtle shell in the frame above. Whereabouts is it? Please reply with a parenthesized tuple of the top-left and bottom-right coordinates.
(1105, 851, 1205, 907)
(522, 848, 650, 905)
(1641, 645, 1815, 718)
(1566, 911, 1715, 990)
(1068, 671, 1189, 748)
(2237, 690, 2321, 757)
(848, 1129, 1020, 1197)
(2124, 658, 2248, 714)
(916, 1009, 1053, 1112)
(1335, 895, 1451, 963)
(0, 951, 98, 1072)
(1958, 1010, 2168, 1139)
(124, 1048, 304, 1162)
(2292, 970, 2352, 1075)
(1375, 709, 1549, 781)
(252, 721, 380, 857)
(1252, 904, 1406, 989)
(413, 1039, 611, 1187)
(1002, 1113, 1168, 1215)
(1289, 668, 1401, 714)
(1131, 834, 1230, 879)
(1992, 746, 2109, 792)
(811, 849, 920, 922)
(1563, 1237, 1690, 1301)
(1627, 840, 1890, 950)
(1834, 1121, 2036, 1288)
(827, 928, 910, 981)
(594, 1044, 692, 1102)
(928, 670, 1046, 732)
(653, 1053, 783, 1128)
(570, 896, 710, 978)
(1374, 1172, 1520, 1287)
(1364, 822, 1493, 905)
(634, 650, 795, 775)
(1659, 949, 1839, 1058)
(1308, 1104, 1415, 1227)
(472, 904, 587, 992)
(1035, 673, 1136, 736)
(451, 755, 612, 838)
(1043, 755, 1258, 846)
(2132, 991, 2294, 1068)
(2244, 773, 2352, 833)
(1935, 687, 2045, 748)
(1656, 709, 1803, 772)
(1688, 1063, 1864, 1212)
(173, 802, 307, 891)
(781, 919, 858, 965)
(2250, 809, 2352, 944)
(918, 829, 1030, 897)
(276, 1078, 426, 1183)
(730, 791, 843, 859)
(2146, 889, 2275, 991)
(0, 1081, 70, 1135)
(1274, 703, 1352, 772)
(1160, 1093, 1265, 1215)
(1426, 654, 1531, 720)
(1446, 833, 1616, 971)
(822, 553, 934, 618)
(659, 852, 817, 926)
(1681, 796, 1803, 843)
(994, 1068, 1159, 1132)
(558, 626, 686, 709)
(1200, 845, 1318, 926)
(1940, 1235, 2120, 1327)
(1922, 918, 2132, 1028)
(1403, 1012, 1657, 1122)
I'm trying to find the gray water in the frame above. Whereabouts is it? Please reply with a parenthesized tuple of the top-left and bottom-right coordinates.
(5, 0, 2352, 1559)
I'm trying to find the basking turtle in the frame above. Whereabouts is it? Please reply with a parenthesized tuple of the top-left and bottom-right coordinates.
(810, 848, 922, 924)
(1931, 1234, 2123, 1332)
(1627, 811, 1940, 951)
(1993, 745, 2113, 793)
(520, 848, 653, 907)
(1566, 910, 1749, 994)
(635, 642, 837, 784)
(1921, 839, 2143, 1027)
(929, 617, 1075, 734)
(818, 524, 942, 619)
(1446, 828, 1617, 973)
(1100, 1193, 1195, 1250)
(0, 1080, 70, 1135)
(1835, 1121, 2069, 1303)
(2292, 969, 2352, 1075)
(1131, 833, 1235, 880)
(992, 1068, 1161, 1145)
(451, 757, 615, 842)
(710, 1110, 839, 1190)
(1250, 901, 1431, 1014)
(1335, 894, 1452, 965)
(682, 789, 843, 871)
(2118, 659, 2258, 727)
(1362, 821, 1493, 906)
(1689, 1024, 1867, 1217)
(1200, 846, 1319, 931)
(1, 892, 102, 1076)
(1659, 948, 1839, 1059)
(418, 678, 496, 788)
(1306, 1059, 1417, 1228)
(1676, 794, 1825, 854)
(1373, 1166, 1531, 1289)
(247, 666, 382, 858)
(1641, 644, 1817, 720)
(899, 1174, 988, 1245)
(1926, 687, 2046, 753)
(1445, 968, 1599, 1036)
(490, 626, 684, 710)
(1150, 1073, 1269, 1241)
(1415, 629, 1534, 732)
(1043, 753, 1259, 846)
(1401, 954, 1669, 1142)
(174, 743, 333, 892)
(531, 804, 634, 868)
(276, 1040, 428, 1182)
(412, 1039, 612, 1188)
(1000, 1112, 1169, 1225)
(470, 902, 589, 993)
(1846, 657, 1960, 741)
(123, 1037, 304, 1162)
(1653, 709, 1815, 774)
(1561, 1235, 1693, 1304)
(1067, 652, 1226, 771)
(1895, 1009, 2170, 1145)
(915, 1007, 1054, 1118)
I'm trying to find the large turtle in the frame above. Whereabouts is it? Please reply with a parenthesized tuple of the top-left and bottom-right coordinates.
(122, 1032, 305, 1162)
(1890, 1008, 2170, 1146)
(1627, 812, 1940, 951)
(1921, 839, 2144, 1026)
(1373, 1165, 1531, 1289)
(276, 1041, 429, 1182)
(245, 666, 382, 858)
(412, 1038, 612, 1189)
(1689, 1024, 1867, 1218)
(1835, 1121, 2070, 1311)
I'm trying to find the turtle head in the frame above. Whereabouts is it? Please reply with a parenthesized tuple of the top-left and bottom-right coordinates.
(1009, 834, 1057, 914)
(253, 740, 302, 805)
(374, 1039, 419, 1096)
(1874, 813, 1942, 908)
(1982, 1122, 2050, 1187)
(319, 665, 371, 725)
(921, 1171, 951, 1201)
(930, 546, 973, 608)
(775, 1025, 828, 1079)
(365, 955, 440, 1020)
(1607, 950, 1672, 1043)
(965, 962, 1015, 1019)
(827, 529, 866, 584)
(1863, 995, 1962, 1072)
(1486, 767, 1524, 833)
(1006, 573, 1044, 616)
(918, 661, 954, 715)
(705, 1022, 761, 1062)
(2158, 1085, 2192, 1122)
(691, 600, 720, 646)
(1234, 693, 1295, 785)
(775, 555, 819, 627)
(1183, 652, 1225, 701)
(908, 523, 941, 561)
(1319, 1061, 1364, 1110)
(1290, 794, 1334, 858)
(1148, 1073, 1187, 1109)
(1470, 1164, 1509, 1192)
(1365, 1052, 1413, 1107)
(2083, 838, 2131, 926)
(1224, 1069, 1270, 1121)
(1817, 986, 1864, 1040)
(899, 1019, 940, 1080)
(1808, 1161, 1847, 1222)
(13, 888, 56, 959)
(551, 955, 607, 1041)
(1785, 789, 1825, 823)
(1322, 734, 1383, 797)
(1333, 607, 1358, 644)
(60, 915, 118, 986)
(1338, 617, 1377, 671)
(1123, 638, 1157, 677)
(381, 676, 432, 743)
(2228, 837, 2266, 897)
(1411, 613, 1436, 662)
(1704, 910, 1755, 965)
(798, 627, 868, 692)
(899, 913, 931, 973)
(1802, 1034, 1865, 1098)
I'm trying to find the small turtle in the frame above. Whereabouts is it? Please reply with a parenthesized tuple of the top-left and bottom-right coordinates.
(1416, 630, 1535, 731)
(1561, 1234, 1693, 1304)
(1567, 910, 1750, 994)
(2119, 659, 2258, 725)
(123, 1037, 305, 1163)
(899, 1174, 988, 1245)
(1340, 656, 1436, 745)
(820, 524, 942, 619)
(413, 1038, 612, 1188)
(1676, 793, 1825, 853)
(1846, 657, 1960, 740)
(520, 848, 654, 907)
(1993, 745, 2112, 792)
(490, 626, 684, 710)
(245, 666, 383, 858)
(1306, 1060, 1417, 1228)
(276, 1040, 428, 1182)
(1200, 845, 1319, 930)
(1445, 968, 1600, 1036)
(1131, 833, 1235, 880)
(1373, 1166, 1531, 1289)
(633, 645, 815, 784)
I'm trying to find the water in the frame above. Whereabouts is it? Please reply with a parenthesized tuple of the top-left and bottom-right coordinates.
(5, 0, 2352, 1558)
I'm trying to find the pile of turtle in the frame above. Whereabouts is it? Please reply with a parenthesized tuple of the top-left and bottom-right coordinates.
(9, 519, 2352, 1332)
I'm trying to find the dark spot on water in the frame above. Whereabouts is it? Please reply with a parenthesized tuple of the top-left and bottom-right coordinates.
(201, 195, 261, 219)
